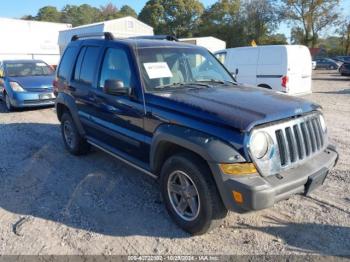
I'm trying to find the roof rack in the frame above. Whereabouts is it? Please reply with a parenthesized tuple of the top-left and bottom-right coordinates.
(129, 35, 178, 42)
(71, 32, 114, 42)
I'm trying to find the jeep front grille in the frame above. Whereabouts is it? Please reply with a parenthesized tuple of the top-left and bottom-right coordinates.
(275, 115, 325, 167)
(249, 112, 328, 177)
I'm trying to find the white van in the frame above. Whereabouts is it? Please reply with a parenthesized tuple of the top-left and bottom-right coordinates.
(214, 45, 312, 95)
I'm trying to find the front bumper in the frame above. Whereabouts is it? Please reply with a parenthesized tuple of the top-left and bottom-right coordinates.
(11, 91, 55, 108)
(211, 146, 338, 212)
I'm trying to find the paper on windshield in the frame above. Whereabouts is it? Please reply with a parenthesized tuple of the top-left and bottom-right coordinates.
(36, 62, 47, 67)
(143, 62, 173, 79)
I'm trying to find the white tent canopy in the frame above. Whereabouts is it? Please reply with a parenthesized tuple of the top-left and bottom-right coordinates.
(58, 16, 154, 54)
(179, 37, 226, 53)
(0, 18, 71, 65)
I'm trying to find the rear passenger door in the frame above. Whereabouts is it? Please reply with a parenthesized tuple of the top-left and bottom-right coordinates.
(69, 44, 104, 134)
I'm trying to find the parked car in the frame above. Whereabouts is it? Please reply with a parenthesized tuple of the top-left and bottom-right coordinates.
(312, 60, 317, 70)
(339, 62, 350, 76)
(314, 58, 339, 70)
(0, 59, 55, 111)
(214, 45, 312, 95)
(333, 56, 350, 63)
(55, 33, 338, 235)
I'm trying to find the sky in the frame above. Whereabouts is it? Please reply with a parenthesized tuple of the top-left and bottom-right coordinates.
(1, 0, 349, 40)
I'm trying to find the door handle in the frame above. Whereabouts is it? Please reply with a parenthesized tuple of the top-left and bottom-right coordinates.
(68, 86, 76, 91)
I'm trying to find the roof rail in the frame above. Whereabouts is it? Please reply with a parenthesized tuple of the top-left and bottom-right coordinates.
(129, 35, 178, 42)
(71, 32, 114, 42)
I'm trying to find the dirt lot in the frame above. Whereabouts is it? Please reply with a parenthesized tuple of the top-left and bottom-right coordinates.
(0, 71, 349, 256)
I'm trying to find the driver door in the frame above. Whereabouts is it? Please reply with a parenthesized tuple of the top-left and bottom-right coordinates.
(89, 45, 148, 162)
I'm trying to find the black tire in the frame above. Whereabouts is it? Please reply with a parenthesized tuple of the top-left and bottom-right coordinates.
(258, 84, 272, 89)
(160, 152, 227, 235)
(4, 93, 14, 112)
(61, 112, 90, 155)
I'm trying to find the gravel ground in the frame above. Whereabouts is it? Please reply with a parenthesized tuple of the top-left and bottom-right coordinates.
(0, 71, 349, 256)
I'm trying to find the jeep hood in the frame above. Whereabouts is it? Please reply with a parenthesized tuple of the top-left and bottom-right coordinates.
(146, 85, 320, 132)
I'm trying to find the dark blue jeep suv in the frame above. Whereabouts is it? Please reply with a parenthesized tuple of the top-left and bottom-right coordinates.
(55, 33, 338, 235)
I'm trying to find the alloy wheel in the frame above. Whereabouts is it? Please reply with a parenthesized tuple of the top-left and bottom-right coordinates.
(63, 120, 76, 149)
(167, 170, 200, 221)
(5, 95, 11, 111)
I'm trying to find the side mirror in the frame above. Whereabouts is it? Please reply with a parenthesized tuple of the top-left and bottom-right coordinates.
(235, 68, 239, 75)
(103, 79, 131, 96)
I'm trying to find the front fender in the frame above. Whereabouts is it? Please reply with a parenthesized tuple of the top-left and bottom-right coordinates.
(150, 124, 246, 172)
(150, 124, 247, 211)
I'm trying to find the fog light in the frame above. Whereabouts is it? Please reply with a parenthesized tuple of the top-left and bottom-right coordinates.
(232, 191, 243, 204)
(219, 163, 257, 175)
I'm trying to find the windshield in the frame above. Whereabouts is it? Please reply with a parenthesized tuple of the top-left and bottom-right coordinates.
(5, 62, 54, 77)
(137, 47, 235, 91)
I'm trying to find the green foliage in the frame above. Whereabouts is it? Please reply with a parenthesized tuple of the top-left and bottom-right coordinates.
(259, 34, 288, 45)
(99, 3, 120, 20)
(198, 0, 281, 47)
(22, 3, 138, 27)
(21, 0, 343, 51)
(36, 6, 61, 23)
(139, 0, 204, 37)
(280, 0, 340, 47)
(138, 0, 166, 34)
(61, 4, 101, 27)
(119, 5, 137, 18)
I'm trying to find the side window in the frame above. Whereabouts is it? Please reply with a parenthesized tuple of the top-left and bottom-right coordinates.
(74, 46, 100, 85)
(215, 52, 226, 64)
(0, 64, 4, 78)
(57, 47, 77, 81)
(73, 47, 86, 81)
(99, 48, 135, 88)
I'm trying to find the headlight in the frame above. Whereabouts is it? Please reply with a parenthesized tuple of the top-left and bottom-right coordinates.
(250, 131, 270, 159)
(9, 82, 25, 92)
(319, 115, 327, 133)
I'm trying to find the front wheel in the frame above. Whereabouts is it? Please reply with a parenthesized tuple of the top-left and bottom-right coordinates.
(160, 153, 227, 235)
(4, 93, 14, 112)
(61, 113, 90, 155)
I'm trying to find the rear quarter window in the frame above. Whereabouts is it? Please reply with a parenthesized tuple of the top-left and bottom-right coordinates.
(57, 47, 77, 81)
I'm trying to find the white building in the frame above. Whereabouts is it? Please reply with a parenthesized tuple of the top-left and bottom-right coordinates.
(58, 16, 154, 55)
(179, 37, 226, 53)
(0, 18, 71, 66)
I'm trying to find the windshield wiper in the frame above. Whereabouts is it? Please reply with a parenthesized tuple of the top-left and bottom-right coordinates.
(194, 79, 237, 86)
(155, 82, 211, 89)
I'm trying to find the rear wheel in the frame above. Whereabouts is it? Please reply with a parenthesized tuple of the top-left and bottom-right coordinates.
(160, 152, 227, 235)
(258, 84, 272, 89)
(61, 113, 90, 155)
(4, 93, 14, 112)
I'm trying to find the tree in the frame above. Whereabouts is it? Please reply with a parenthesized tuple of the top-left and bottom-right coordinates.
(21, 15, 36, 20)
(260, 33, 288, 45)
(242, 0, 280, 44)
(338, 19, 350, 55)
(198, 0, 244, 47)
(280, 0, 340, 47)
(99, 3, 120, 20)
(139, 0, 204, 37)
(119, 5, 137, 18)
(290, 26, 305, 44)
(36, 6, 61, 22)
(61, 4, 101, 27)
(162, 0, 204, 37)
(138, 0, 166, 34)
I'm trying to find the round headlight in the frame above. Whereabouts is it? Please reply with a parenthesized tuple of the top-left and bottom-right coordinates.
(250, 132, 269, 159)
(319, 115, 327, 133)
